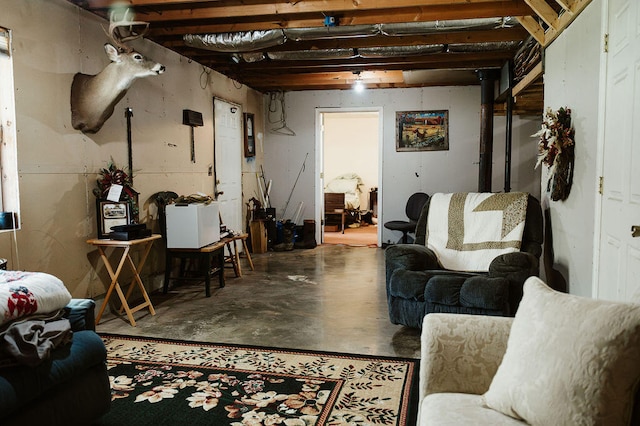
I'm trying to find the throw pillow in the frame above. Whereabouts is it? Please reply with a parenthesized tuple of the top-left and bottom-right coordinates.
(484, 276, 640, 425)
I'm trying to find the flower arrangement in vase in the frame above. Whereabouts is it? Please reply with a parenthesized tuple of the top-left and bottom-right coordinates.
(93, 159, 139, 222)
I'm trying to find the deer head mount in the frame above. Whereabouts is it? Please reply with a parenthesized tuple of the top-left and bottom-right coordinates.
(70, 9, 165, 133)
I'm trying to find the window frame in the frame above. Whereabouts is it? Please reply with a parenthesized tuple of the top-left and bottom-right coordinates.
(0, 26, 21, 230)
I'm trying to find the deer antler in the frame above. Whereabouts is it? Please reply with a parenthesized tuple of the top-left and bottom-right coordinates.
(105, 8, 150, 52)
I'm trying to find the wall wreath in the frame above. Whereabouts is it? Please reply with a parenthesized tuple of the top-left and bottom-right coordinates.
(534, 107, 575, 201)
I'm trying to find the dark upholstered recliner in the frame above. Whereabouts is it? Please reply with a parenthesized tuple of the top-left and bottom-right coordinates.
(385, 193, 543, 328)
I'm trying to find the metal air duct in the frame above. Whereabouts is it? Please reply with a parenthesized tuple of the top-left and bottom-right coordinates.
(183, 17, 521, 53)
(184, 30, 285, 53)
(267, 49, 357, 61)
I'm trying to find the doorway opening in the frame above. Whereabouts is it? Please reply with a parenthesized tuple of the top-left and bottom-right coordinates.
(316, 109, 382, 247)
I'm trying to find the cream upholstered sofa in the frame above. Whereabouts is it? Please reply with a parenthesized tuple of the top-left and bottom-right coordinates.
(418, 277, 640, 425)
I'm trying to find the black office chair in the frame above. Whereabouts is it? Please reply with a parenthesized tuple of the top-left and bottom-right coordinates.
(383, 192, 430, 244)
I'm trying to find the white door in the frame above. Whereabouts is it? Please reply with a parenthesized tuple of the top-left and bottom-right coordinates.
(597, 0, 640, 302)
(214, 98, 243, 236)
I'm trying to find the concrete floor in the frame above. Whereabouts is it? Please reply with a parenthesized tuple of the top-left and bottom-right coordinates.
(95, 244, 421, 359)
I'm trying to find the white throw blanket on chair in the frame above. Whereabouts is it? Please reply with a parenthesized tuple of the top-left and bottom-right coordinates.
(425, 192, 529, 272)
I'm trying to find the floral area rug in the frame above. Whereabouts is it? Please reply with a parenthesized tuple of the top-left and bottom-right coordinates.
(95, 334, 419, 426)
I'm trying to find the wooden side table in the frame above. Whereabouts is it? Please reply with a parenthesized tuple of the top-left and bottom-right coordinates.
(87, 234, 160, 327)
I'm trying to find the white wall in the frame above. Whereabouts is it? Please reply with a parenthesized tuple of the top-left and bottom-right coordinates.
(542, 0, 602, 297)
(263, 88, 541, 244)
(0, 0, 264, 297)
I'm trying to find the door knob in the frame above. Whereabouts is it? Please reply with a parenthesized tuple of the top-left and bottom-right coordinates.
(633, 225, 640, 238)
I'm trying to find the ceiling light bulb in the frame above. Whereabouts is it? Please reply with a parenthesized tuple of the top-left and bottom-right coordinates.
(354, 79, 365, 92)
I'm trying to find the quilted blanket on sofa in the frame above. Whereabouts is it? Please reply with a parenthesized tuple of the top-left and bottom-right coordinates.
(425, 192, 528, 272)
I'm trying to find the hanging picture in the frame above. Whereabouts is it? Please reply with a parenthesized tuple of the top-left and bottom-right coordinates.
(396, 110, 449, 152)
(244, 113, 255, 157)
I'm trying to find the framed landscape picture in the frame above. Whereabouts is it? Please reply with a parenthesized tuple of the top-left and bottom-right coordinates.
(96, 199, 130, 239)
(396, 110, 449, 152)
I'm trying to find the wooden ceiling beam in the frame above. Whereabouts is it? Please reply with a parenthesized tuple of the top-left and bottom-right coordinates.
(517, 16, 545, 44)
(191, 53, 512, 74)
(210, 53, 508, 75)
(155, 27, 528, 49)
(513, 61, 543, 96)
(542, 0, 591, 45)
(518, 0, 592, 47)
(77, 0, 528, 19)
(146, 4, 533, 35)
(554, 0, 575, 13)
(242, 70, 406, 85)
(137, 2, 534, 27)
(234, 76, 483, 92)
(525, 0, 560, 30)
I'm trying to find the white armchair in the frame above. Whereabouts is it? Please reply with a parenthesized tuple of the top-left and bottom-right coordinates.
(418, 277, 640, 426)
(418, 313, 524, 425)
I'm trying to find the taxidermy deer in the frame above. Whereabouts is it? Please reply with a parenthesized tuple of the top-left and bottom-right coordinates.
(70, 10, 165, 133)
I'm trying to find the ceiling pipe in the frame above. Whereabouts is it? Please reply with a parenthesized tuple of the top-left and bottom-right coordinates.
(243, 41, 519, 63)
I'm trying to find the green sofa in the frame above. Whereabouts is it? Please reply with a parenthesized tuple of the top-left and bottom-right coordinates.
(0, 299, 111, 425)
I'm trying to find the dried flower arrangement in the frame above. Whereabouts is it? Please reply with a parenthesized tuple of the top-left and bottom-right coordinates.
(534, 107, 575, 201)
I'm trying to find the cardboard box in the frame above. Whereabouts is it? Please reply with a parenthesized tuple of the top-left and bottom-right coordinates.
(166, 202, 220, 248)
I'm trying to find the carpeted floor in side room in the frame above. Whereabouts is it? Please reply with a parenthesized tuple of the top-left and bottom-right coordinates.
(94, 333, 419, 426)
(323, 224, 378, 247)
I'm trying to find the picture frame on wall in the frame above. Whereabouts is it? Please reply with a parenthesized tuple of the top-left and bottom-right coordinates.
(96, 199, 130, 239)
(396, 110, 449, 152)
(244, 113, 255, 157)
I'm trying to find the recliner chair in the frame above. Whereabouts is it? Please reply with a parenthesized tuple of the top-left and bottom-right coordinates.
(383, 192, 430, 244)
(385, 193, 543, 328)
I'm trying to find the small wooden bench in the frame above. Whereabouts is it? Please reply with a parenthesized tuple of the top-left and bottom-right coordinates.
(223, 232, 254, 277)
(164, 233, 254, 297)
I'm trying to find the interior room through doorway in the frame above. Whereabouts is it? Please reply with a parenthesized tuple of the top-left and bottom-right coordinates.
(319, 110, 380, 247)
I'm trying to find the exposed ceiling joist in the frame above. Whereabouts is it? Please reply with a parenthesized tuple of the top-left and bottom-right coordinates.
(65, 0, 593, 115)
(519, 0, 592, 47)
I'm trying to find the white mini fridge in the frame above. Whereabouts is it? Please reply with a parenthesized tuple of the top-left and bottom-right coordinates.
(165, 202, 220, 248)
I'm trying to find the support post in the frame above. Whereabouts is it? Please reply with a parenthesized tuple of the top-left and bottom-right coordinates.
(477, 70, 498, 192)
(504, 61, 514, 193)
(504, 92, 513, 193)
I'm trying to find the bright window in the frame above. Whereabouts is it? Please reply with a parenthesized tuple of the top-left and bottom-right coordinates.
(0, 26, 20, 230)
